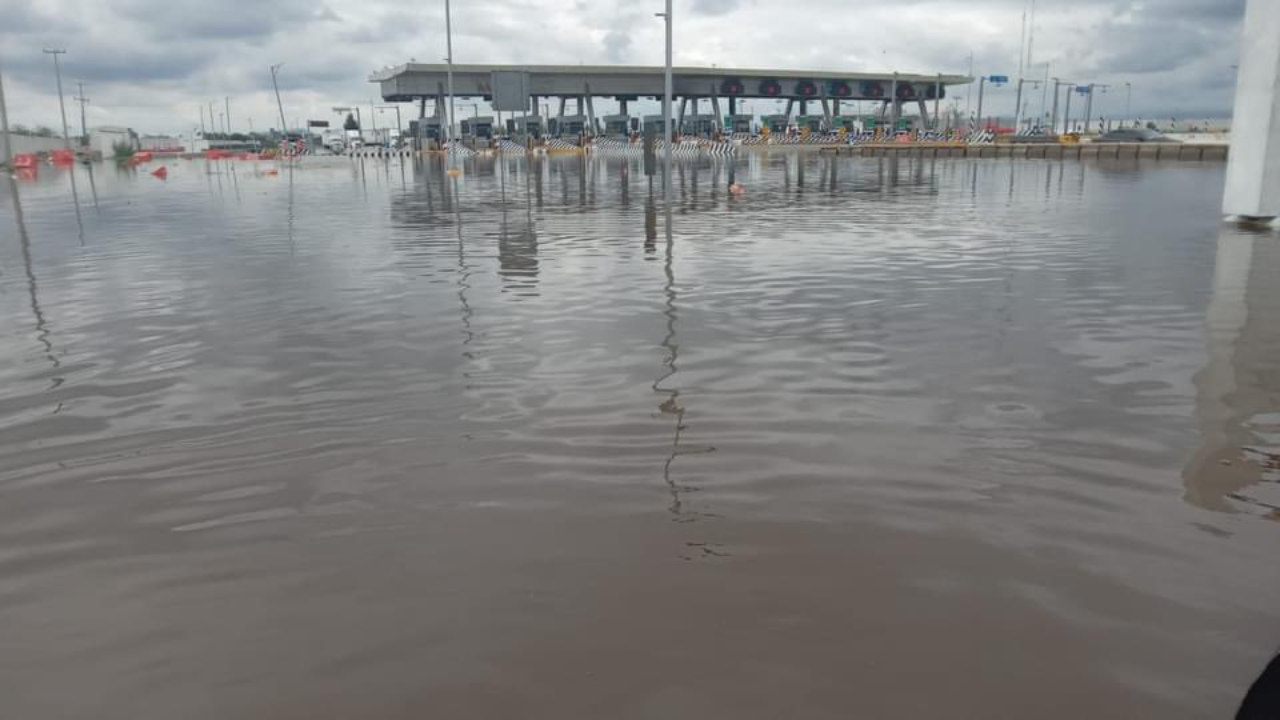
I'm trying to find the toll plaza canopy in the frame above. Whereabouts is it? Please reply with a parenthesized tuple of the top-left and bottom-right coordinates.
(370, 63, 972, 104)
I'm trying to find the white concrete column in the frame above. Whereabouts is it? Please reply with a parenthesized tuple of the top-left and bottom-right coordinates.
(1223, 0, 1280, 219)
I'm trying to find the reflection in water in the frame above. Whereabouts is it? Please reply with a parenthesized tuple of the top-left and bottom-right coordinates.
(651, 208, 717, 522)
(1184, 228, 1280, 517)
(1, 157, 1277, 720)
(5, 178, 62, 390)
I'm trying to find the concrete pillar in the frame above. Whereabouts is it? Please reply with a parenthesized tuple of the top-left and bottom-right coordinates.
(728, 97, 737, 115)
(1224, 0, 1280, 219)
(917, 99, 929, 129)
(619, 99, 628, 115)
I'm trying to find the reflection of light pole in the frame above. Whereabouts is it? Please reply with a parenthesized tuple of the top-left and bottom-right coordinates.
(43, 49, 71, 151)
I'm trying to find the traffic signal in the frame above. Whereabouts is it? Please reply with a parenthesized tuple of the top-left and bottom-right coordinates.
(759, 79, 782, 97)
(829, 81, 852, 98)
(720, 78, 744, 95)
(795, 80, 818, 98)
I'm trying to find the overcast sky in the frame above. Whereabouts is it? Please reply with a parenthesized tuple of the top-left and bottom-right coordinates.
(0, 0, 1246, 135)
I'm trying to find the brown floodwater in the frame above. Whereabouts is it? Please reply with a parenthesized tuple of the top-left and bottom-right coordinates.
(1, 154, 1277, 719)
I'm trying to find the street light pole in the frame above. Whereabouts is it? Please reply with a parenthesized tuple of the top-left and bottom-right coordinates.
(1124, 82, 1132, 126)
(270, 63, 288, 134)
(42, 49, 71, 151)
(964, 51, 974, 119)
(657, 0, 673, 205)
(0, 53, 11, 167)
(975, 76, 986, 133)
(225, 96, 232, 135)
(1049, 78, 1061, 134)
(444, 0, 455, 145)
(1014, 78, 1024, 131)
(1063, 85, 1075, 134)
(74, 82, 89, 146)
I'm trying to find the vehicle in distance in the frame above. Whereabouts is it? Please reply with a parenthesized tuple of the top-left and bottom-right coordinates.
(1097, 128, 1180, 143)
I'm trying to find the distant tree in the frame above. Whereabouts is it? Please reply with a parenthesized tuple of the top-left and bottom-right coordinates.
(34, 126, 56, 137)
(12, 124, 30, 134)
(343, 113, 359, 131)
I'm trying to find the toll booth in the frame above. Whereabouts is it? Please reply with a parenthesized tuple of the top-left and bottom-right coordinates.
(831, 116, 859, 132)
(506, 115, 544, 139)
(549, 115, 588, 137)
(681, 114, 717, 137)
(764, 115, 790, 133)
(643, 115, 671, 134)
(461, 116, 496, 139)
(796, 115, 825, 133)
(409, 117, 442, 142)
(726, 114, 753, 134)
(603, 115, 637, 136)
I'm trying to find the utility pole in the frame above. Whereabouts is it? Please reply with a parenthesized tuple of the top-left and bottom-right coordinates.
(42, 49, 71, 151)
(1083, 84, 1108, 135)
(1025, 0, 1037, 77)
(0, 53, 11, 168)
(74, 82, 88, 146)
(1014, 78, 1025, 131)
(975, 76, 986, 133)
(1124, 82, 1132, 126)
(1063, 85, 1075, 134)
(964, 51, 974, 119)
(270, 64, 288, 134)
(657, 0, 673, 205)
(444, 0, 455, 144)
(225, 96, 231, 135)
(1049, 78, 1061, 134)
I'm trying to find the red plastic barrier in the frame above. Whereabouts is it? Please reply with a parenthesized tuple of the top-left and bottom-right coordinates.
(133, 151, 153, 163)
(151, 166, 168, 179)
(205, 149, 230, 160)
(13, 154, 38, 169)
(50, 149, 76, 165)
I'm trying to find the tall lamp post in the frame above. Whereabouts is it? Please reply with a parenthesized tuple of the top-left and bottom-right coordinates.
(1124, 82, 1132, 127)
(444, 0, 455, 145)
(0, 54, 11, 167)
(656, 0, 673, 205)
(269, 63, 288, 134)
(42, 48, 71, 151)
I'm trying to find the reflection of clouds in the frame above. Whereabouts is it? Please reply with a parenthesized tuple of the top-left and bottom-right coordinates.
(1184, 228, 1280, 516)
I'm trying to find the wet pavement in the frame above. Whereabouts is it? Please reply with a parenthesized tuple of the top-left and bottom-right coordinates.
(1, 154, 1277, 719)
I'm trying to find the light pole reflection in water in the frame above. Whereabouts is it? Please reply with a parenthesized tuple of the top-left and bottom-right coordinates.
(651, 207, 716, 523)
(5, 178, 63, 392)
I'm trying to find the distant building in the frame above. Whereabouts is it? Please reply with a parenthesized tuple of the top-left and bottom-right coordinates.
(88, 126, 139, 157)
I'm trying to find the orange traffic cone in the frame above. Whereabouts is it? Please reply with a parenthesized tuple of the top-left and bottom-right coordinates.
(151, 166, 168, 179)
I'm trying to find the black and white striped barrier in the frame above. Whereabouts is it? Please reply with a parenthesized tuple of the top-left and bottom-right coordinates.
(444, 141, 479, 157)
(348, 148, 415, 158)
(967, 130, 996, 145)
(588, 138, 733, 157)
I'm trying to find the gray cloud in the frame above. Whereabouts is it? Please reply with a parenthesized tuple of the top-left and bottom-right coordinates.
(602, 29, 633, 63)
(0, 0, 1250, 133)
(690, 0, 744, 15)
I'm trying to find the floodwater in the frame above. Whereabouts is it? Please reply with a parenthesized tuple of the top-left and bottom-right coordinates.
(1, 154, 1277, 719)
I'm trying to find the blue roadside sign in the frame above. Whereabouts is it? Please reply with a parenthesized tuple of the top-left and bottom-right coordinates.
(988, 75, 1010, 84)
